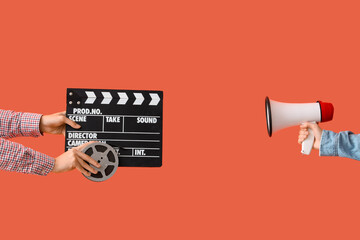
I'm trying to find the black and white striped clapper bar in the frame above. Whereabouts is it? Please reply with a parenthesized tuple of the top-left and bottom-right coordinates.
(65, 88, 163, 167)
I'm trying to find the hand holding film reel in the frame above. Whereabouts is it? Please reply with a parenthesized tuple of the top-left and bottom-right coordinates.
(81, 142, 119, 182)
(54, 141, 118, 182)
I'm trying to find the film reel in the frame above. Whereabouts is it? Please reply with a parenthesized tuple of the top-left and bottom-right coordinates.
(81, 142, 119, 182)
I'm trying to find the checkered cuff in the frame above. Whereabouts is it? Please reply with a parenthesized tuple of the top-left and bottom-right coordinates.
(20, 112, 43, 137)
(15, 147, 55, 176)
(30, 150, 55, 176)
(0, 138, 55, 176)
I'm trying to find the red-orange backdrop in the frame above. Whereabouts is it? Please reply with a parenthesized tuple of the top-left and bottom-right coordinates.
(1, 1, 360, 239)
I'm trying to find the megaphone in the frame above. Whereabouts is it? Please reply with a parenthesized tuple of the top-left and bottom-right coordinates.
(265, 96, 334, 155)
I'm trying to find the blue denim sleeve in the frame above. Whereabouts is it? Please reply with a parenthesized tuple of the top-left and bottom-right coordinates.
(320, 130, 360, 160)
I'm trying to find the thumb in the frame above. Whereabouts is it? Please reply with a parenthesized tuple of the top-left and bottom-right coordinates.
(64, 117, 81, 129)
(75, 141, 98, 151)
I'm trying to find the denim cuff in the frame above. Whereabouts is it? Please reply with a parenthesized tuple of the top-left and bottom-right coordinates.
(319, 130, 338, 157)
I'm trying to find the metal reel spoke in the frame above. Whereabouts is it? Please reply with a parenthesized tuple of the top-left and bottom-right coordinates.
(104, 148, 111, 156)
(101, 169, 107, 178)
(91, 146, 97, 153)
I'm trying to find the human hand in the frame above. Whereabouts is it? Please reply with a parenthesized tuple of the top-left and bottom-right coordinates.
(40, 111, 80, 136)
(298, 122, 323, 150)
(52, 141, 100, 176)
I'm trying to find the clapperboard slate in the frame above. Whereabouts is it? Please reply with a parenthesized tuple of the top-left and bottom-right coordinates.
(65, 88, 163, 167)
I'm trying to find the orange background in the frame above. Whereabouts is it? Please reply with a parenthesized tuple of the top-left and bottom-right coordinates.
(1, 0, 360, 239)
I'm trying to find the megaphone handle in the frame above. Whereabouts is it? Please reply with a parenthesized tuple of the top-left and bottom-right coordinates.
(301, 123, 315, 155)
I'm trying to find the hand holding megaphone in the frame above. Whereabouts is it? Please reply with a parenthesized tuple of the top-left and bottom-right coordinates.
(298, 122, 323, 153)
(265, 96, 334, 155)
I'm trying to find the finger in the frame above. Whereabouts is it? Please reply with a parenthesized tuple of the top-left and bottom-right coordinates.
(59, 111, 66, 116)
(76, 154, 98, 174)
(75, 148, 101, 168)
(302, 121, 320, 132)
(299, 133, 308, 139)
(299, 129, 308, 134)
(75, 161, 91, 176)
(306, 122, 319, 132)
(75, 141, 97, 151)
(299, 132, 308, 139)
(64, 117, 81, 129)
(300, 123, 310, 129)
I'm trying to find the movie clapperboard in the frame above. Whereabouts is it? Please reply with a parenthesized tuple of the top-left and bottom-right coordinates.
(65, 88, 163, 167)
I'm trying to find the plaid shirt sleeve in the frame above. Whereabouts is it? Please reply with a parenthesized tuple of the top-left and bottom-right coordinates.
(0, 109, 44, 138)
(0, 109, 55, 176)
(0, 138, 55, 176)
